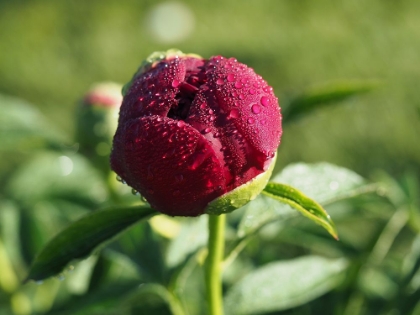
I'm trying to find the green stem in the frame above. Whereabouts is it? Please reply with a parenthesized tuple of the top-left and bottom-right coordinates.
(206, 214, 226, 315)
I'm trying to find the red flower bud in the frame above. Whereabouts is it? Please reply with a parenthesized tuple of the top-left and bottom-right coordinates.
(111, 51, 282, 216)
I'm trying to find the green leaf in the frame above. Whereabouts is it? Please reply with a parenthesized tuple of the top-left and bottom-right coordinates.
(122, 283, 182, 315)
(239, 163, 376, 237)
(0, 94, 68, 151)
(25, 205, 155, 282)
(7, 151, 108, 208)
(224, 256, 348, 315)
(283, 80, 378, 123)
(237, 194, 295, 238)
(263, 182, 338, 239)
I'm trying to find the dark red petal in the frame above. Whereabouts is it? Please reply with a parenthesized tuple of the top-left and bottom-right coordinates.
(110, 115, 226, 216)
(118, 57, 187, 123)
(208, 57, 282, 160)
(185, 57, 282, 190)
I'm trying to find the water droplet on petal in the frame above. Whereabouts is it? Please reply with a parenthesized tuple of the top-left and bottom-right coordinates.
(227, 74, 235, 82)
(216, 78, 224, 85)
(238, 94, 245, 100)
(204, 127, 211, 134)
(177, 120, 186, 127)
(248, 117, 255, 124)
(200, 102, 206, 109)
(229, 109, 240, 119)
(249, 89, 256, 95)
(234, 82, 243, 89)
(260, 96, 269, 106)
(172, 79, 180, 88)
(251, 104, 261, 114)
(116, 175, 122, 182)
(132, 188, 139, 195)
(208, 109, 214, 115)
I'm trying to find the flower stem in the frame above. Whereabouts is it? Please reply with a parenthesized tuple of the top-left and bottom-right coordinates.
(206, 214, 226, 315)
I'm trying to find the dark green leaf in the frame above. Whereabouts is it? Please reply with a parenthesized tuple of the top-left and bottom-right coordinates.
(25, 205, 155, 282)
(283, 80, 378, 122)
(122, 283, 182, 315)
(263, 182, 338, 239)
(224, 256, 348, 315)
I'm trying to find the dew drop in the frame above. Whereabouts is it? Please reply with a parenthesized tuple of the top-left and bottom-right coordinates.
(200, 102, 206, 109)
(177, 120, 186, 127)
(251, 104, 261, 114)
(329, 181, 339, 190)
(141, 195, 148, 203)
(116, 175, 122, 182)
(216, 78, 224, 85)
(204, 127, 211, 134)
(157, 117, 163, 122)
(172, 79, 180, 88)
(57, 274, 65, 281)
(208, 109, 214, 115)
(248, 117, 255, 124)
(229, 109, 240, 119)
(260, 96, 269, 106)
(131, 188, 139, 195)
(241, 78, 247, 84)
(234, 82, 243, 89)
(238, 94, 245, 100)
(261, 119, 266, 125)
(253, 82, 259, 88)
(227, 74, 235, 82)
(249, 89, 256, 95)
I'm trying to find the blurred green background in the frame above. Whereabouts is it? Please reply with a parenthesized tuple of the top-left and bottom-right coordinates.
(1, 0, 419, 177)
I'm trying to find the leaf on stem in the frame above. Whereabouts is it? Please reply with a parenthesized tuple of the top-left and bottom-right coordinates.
(263, 182, 339, 239)
(24, 205, 155, 282)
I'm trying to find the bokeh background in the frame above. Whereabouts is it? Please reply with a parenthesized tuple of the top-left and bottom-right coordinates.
(1, 0, 419, 177)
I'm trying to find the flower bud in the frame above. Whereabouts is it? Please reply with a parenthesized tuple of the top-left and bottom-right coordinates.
(76, 82, 123, 173)
(111, 50, 282, 216)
